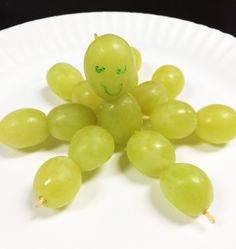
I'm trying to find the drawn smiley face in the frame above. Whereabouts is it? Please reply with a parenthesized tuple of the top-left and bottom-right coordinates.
(84, 34, 137, 101)
(94, 65, 127, 97)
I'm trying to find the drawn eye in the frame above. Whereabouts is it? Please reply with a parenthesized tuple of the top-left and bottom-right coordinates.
(95, 66, 106, 73)
(116, 66, 127, 75)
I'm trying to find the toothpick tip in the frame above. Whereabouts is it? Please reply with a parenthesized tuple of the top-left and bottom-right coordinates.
(203, 210, 216, 224)
(34, 196, 45, 208)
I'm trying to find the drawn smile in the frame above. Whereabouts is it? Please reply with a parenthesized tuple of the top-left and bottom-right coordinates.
(103, 83, 123, 96)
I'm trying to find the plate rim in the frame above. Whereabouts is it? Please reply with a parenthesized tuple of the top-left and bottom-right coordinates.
(0, 11, 235, 41)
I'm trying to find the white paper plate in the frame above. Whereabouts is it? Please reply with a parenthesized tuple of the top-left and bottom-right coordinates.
(0, 12, 236, 249)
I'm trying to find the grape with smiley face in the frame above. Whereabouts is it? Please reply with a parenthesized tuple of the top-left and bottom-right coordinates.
(84, 34, 138, 101)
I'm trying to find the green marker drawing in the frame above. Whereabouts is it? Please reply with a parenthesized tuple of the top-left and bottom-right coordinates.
(116, 66, 127, 75)
(95, 65, 106, 73)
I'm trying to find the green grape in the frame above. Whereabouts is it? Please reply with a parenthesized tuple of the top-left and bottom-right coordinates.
(196, 104, 236, 144)
(97, 94, 143, 145)
(127, 71, 138, 93)
(133, 81, 168, 116)
(160, 163, 214, 218)
(84, 34, 138, 101)
(71, 80, 101, 111)
(33, 156, 81, 209)
(47, 63, 84, 100)
(126, 130, 176, 178)
(150, 100, 197, 139)
(0, 108, 48, 149)
(69, 125, 114, 171)
(47, 103, 96, 141)
(131, 47, 142, 71)
(152, 65, 184, 98)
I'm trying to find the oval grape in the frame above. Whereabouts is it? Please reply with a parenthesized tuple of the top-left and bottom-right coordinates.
(0, 108, 48, 149)
(131, 47, 142, 71)
(33, 156, 82, 209)
(150, 100, 197, 139)
(47, 63, 83, 100)
(71, 80, 101, 111)
(196, 104, 236, 144)
(127, 130, 176, 177)
(97, 94, 143, 145)
(47, 103, 96, 141)
(152, 65, 184, 98)
(84, 34, 137, 101)
(69, 125, 115, 171)
(160, 163, 213, 217)
(133, 81, 168, 116)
